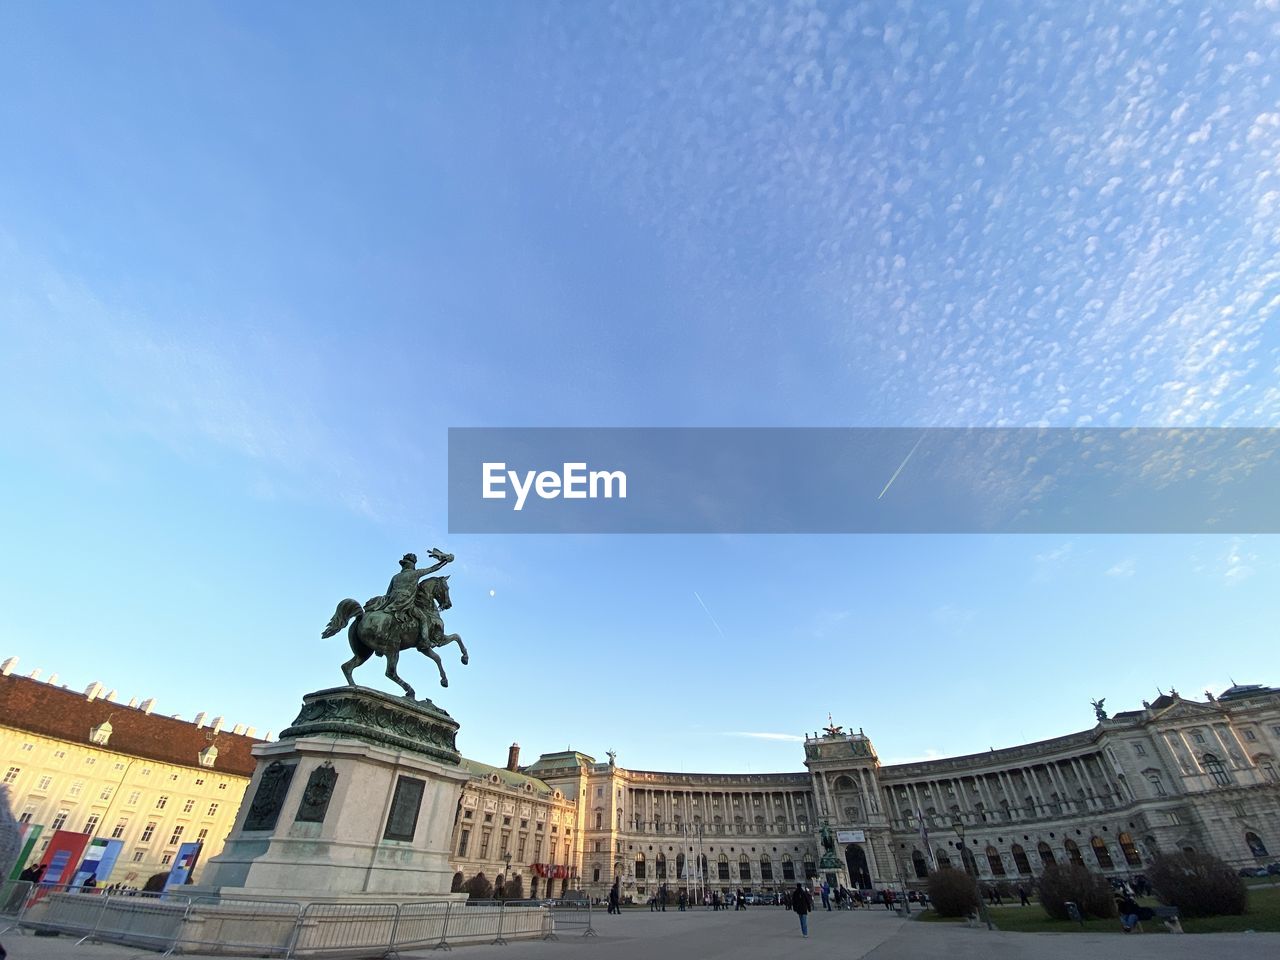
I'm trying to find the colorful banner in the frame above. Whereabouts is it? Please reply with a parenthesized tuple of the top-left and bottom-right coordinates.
(163, 841, 203, 893)
(5, 823, 44, 881)
(43, 830, 91, 886)
(73, 837, 123, 888)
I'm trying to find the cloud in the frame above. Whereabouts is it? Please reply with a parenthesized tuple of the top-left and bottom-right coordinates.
(723, 732, 806, 743)
(1106, 558, 1136, 578)
(1223, 537, 1257, 583)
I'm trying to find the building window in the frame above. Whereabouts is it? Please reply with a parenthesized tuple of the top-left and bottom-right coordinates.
(54, 750, 66, 758)
(1064, 839, 1084, 867)
(716, 854, 727, 881)
(156, 796, 168, 809)
(3, 767, 19, 784)
(1091, 837, 1114, 869)
(111, 820, 128, 839)
(19, 809, 35, 824)
(69, 781, 84, 797)
(51, 810, 69, 831)
(85, 757, 97, 765)
(218, 782, 227, 790)
(1203, 754, 1231, 786)
(132, 851, 145, 862)
(1118, 833, 1142, 867)
(161, 854, 172, 866)
(458, 830, 469, 856)
(1192, 732, 1205, 745)
(169, 826, 184, 845)
(21, 743, 33, 752)
(141, 822, 157, 842)
(1147, 774, 1166, 797)
(1037, 842, 1055, 866)
(208, 802, 219, 816)
(1010, 844, 1031, 874)
(197, 829, 209, 841)
(782, 854, 795, 880)
(99, 787, 113, 801)
(1262, 762, 1278, 783)
(182, 800, 195, 813)
(1246, 832, 1269, 858)
(518, 836, 526, 859)
(986, 846, 1006, 876)
(37, 776, 52, 791)
(1244, 730, 1257, 742)
(760, 855, 773, 880)
(913, 850, 930, 878)
(84, 815, 100, 835)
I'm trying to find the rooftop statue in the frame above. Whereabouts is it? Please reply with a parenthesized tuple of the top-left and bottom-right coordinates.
(322, 548, 469, 698)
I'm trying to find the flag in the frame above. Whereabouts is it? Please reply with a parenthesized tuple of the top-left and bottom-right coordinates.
(917, 809, 936, 870)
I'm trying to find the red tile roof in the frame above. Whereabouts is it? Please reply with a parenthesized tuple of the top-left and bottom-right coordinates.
(0, 671, 263, 777)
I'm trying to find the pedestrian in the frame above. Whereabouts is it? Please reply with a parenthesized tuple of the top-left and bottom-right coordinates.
(1017, 884, 1030, 907)
(792, 882, 813, 937)
(1117, 892, 1143, 934)
(609, 879, 620, 915)
(660, 884, 667, 911)
(820, 879, 831, 911)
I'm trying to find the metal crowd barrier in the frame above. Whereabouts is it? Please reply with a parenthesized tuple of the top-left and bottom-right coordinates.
(177, 896, 303, 957)
(10, 889, 551, 956)
(544, 897, 595, 939)
(0, 879, 34, 934)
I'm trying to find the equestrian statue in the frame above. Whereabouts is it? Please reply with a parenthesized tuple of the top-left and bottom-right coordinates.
(322, 548, 469, 698)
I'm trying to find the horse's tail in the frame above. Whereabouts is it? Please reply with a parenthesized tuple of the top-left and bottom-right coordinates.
(321, 599, 363, 639)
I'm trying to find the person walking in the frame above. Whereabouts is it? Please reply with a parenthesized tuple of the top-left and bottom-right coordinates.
(609, 879, 620, 915)
(1017, 884, 1030, 907)
(820, 879, 831, 911)
(792, 882, 813, 937)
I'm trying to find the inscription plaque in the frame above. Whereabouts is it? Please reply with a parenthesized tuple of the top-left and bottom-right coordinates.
(383, 775, 426, 841)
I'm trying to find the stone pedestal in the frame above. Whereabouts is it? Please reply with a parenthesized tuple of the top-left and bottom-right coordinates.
(196, 686, 470, 900)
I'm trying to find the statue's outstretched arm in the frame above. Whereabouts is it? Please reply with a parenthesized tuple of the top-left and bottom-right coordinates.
(416, 548, 455, 577)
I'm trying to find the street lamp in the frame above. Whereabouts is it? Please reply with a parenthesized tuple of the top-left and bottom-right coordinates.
(503, 851, 512, 897)
(951, 816, 992, 930)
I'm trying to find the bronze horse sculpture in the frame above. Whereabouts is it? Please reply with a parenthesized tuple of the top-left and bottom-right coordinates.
(322, 575, 468, 699)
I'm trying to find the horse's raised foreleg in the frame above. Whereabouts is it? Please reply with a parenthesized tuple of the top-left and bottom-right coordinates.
(384, 648, 416, 699)
(444, 633, 469, 666)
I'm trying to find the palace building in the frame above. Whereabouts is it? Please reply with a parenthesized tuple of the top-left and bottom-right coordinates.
(3, 655, 1277, 898)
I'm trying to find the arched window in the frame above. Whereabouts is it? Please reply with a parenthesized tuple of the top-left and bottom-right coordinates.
(593, 865, 601, 882)
(803, 855, 817, 878)
(760, 854, 773, 880)
(1246, 832, 1269, 858)
(635, 853, 646, 879)
(1064, 839, 1084, 867)
(912, 849, 929, 879)
(1146, 773, 1166, 796)
(935, 848, 951, 869)
(676, 852, 686, 878)
(782, 854, 795, 880)
(656, 853, 667, 879)
(1090, 837, 1114, 869)
(739, 854, 751, 879)
(1203, 754, 1231, 786)
(1118, 833, 1142, 867)
(699, 854, 708, 878)
(1011, 844, 1031, 874)
(985, 845, 1006, 876)
(1037, 841, 1055, 866)
(717, 853, 730, 881)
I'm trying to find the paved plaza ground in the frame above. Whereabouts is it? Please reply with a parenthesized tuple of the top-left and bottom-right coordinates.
(5, 905, 1280, 960)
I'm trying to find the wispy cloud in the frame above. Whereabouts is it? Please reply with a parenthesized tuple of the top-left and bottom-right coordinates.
(1223, 537, 1257, 583)
(1106, 558, 1136, 578)
(693, 591, 726, 638)
(723, 732, 806, 743)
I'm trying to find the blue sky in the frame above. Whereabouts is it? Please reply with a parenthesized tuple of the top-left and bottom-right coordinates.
(1, 1, 1277, 774)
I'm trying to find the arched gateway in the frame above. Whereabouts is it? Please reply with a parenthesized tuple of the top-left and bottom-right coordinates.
(845, 844, 871, 889)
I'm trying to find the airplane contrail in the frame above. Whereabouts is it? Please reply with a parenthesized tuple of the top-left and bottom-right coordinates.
(693, 591, 725, 638)
(878, 433, 926, 500)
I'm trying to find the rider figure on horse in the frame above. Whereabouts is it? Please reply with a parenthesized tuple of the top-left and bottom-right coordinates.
(366, 548, 453, 650)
